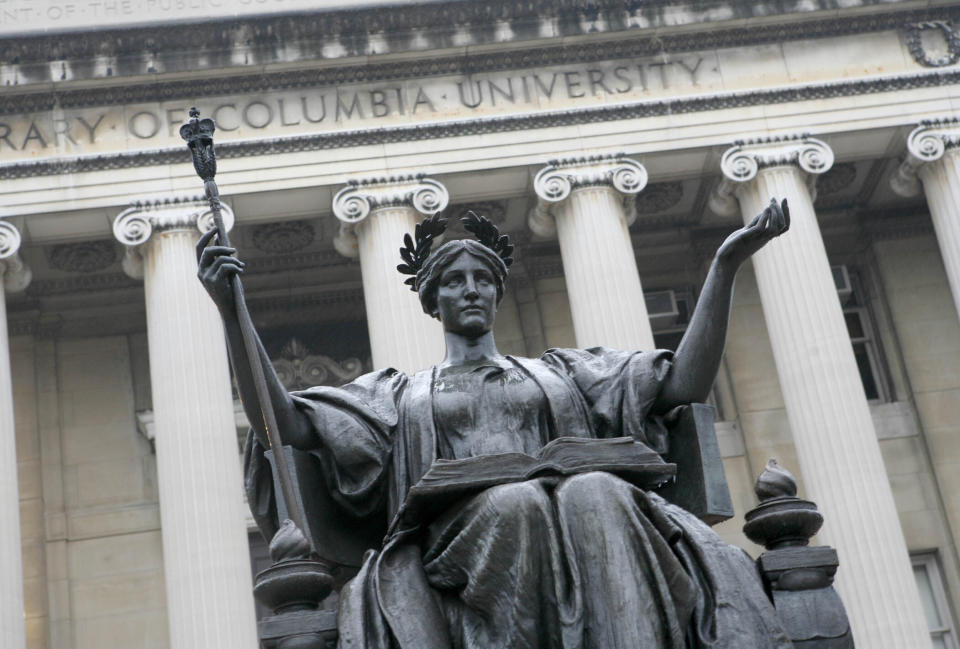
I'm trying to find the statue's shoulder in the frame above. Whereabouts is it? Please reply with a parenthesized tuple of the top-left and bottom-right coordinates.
(537, 346, 624, 366)
(297, 367, 410, 399)
(347, 367, 410, 392)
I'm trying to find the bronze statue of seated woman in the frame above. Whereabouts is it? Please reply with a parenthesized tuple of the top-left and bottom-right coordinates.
(198, 198, 794, 649)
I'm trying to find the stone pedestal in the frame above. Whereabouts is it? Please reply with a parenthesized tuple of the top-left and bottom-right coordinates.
(891, 118, 960, 325)
(530, 155, 655, 350)
(713, 136, 932, 649)
(333, 175, 447, 373)
(0, 220, 30, 649)
(114, 200, 258, 649)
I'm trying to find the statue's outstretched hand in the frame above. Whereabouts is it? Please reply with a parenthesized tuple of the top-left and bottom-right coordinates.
(196, 227, 245, 312)
(716, 198, 790, 268)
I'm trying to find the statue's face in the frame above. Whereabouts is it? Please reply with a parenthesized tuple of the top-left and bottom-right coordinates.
(434, 251, 498, 337)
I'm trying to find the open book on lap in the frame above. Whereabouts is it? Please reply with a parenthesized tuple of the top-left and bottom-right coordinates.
(399, 436, 677, 526)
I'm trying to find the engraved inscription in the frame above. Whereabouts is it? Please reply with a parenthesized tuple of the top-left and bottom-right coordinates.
(0, 53, 720, 159)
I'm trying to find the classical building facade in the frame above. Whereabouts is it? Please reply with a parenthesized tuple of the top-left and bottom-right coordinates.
(2, 0, 960, 647)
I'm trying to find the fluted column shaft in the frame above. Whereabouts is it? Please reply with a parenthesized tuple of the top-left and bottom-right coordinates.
(891, 120, 960, 325)
(531, 156, 654, 350)
(0, 220, 29, 649)
(918, 149, 960, 321)
(357, 205, 444, 371)
(114, 203, 257, 649)
(333, 176, 447, 373)
(717, 137, 931, 649)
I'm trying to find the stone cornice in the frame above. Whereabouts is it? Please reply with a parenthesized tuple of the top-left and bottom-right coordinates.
(0, 5, 955, 114)
(0, 1, 939, 66)
(0, 66, 957, 183)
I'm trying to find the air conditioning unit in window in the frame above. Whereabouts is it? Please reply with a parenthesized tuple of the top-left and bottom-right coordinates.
(831, 265, 853, 304)
(645, 290, 680, 329)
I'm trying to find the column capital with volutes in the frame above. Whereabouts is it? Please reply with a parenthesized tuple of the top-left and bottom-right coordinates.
(112, 196, 235, 279)
(331, 174, 449, 258)
(890, 117, 960, 197)
(709, 135, 834, 216)
(528, 154, 647, 237)
(0, 219, 31, 293)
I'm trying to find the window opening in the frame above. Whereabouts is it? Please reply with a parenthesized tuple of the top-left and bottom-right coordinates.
(912, 552, 959, 649)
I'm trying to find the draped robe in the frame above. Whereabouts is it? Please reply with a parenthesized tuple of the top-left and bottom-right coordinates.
(244, 348, 792, 649)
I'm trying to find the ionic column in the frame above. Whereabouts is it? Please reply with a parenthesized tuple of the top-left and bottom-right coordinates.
(891, 117, 960, 324)
(114, 200, 257, 649)
(333, 175, 447, 373)
(711, 136, 932, 649)
(0, 219, 29, 649)
(529, 155, 654, 350)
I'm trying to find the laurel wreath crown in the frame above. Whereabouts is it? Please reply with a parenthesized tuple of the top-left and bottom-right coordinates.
(397, 210, 513, 291)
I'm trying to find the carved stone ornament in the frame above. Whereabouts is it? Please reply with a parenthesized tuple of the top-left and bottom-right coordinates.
(635, 181, 684, 214)
(890, 117, 960, 197)
(709, 135, 834, 217)
(528, 154, 648, 237)
(47, 240, 118, 274)
(906, 21, 960, 68)
(251, 220, 317, 254)
(331, 174, 449, 258)
(270, 338, 365, 391)
(449, 201, 507, 225)
(816, 163, 857, 196)
(0, 219, 31, 293)
(113, 196, 235, 279)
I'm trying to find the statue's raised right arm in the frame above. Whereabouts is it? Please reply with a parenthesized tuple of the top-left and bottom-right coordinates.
(653, 198, 789, 413)
(196, 228, 315, 450)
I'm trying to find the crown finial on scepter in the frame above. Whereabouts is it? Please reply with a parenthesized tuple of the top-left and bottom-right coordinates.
(179, 107, 218, 183)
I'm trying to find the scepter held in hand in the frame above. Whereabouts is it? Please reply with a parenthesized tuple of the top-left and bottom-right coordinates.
(180, 107, 307, 535)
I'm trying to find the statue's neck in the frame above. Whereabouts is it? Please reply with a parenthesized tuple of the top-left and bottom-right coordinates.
(440, 330, 501, 368)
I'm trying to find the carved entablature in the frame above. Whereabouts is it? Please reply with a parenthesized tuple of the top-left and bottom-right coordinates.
(331, 174, 449, 258)
(113, 196, 235, 279)
(271, 338, 365, 391)
(890, 117, 960, 197)
(528, 154, 648, 237)
(0, 219, 31, 293)
(709, 135, 834, 216)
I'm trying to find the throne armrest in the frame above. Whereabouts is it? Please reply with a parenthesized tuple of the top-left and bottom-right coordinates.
(656, 403, 735, 526)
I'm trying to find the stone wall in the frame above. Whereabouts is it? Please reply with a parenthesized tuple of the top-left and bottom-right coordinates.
(874, 234, 960, 615)
(14, 336, 169, 649)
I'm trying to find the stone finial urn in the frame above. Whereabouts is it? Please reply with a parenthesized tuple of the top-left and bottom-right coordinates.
(743, 460, 854, 648)
(743, 459, 823, 549)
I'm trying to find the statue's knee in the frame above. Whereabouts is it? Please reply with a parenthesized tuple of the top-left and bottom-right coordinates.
(557, 471, 627, 512)
(484, 481, 550, 525)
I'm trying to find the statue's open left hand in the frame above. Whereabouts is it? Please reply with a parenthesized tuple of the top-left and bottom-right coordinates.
(716, 198, 790, 268)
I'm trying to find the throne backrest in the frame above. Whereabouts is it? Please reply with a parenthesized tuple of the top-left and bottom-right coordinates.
(657, 403, 734, 525)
